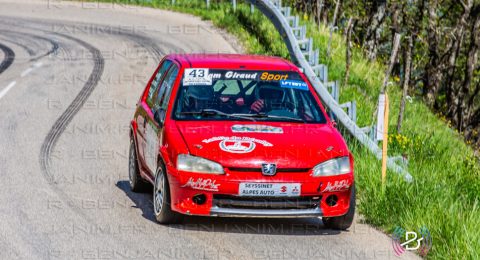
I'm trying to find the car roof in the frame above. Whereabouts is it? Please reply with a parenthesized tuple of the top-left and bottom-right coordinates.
(167, 53, 299, 71)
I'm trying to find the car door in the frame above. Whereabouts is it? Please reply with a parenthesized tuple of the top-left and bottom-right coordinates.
(144, 63, 180, 177)
(135, 60, 172, 170)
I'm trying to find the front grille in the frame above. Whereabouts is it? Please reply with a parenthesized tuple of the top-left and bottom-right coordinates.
(228, 167, 310, 173)
(213, 195, 321, 210)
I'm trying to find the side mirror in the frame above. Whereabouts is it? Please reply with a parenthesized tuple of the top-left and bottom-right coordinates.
(153, 109, 165, 127)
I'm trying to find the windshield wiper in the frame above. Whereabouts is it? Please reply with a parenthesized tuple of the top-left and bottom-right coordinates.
(178, 109, 255, 121)
(232, 112, 304, 122)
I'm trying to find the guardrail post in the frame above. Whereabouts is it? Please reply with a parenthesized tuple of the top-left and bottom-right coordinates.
(171, 0, 175, 5)
(206, 0, 210, 9)
(326, 81, 338, 102)
(232, 0, 237, 11)
(251, 4, 255, 13)
(322, 65, 328, 84)
(351, 101, 357, 123)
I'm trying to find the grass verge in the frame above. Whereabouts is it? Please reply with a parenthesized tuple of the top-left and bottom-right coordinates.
(90, 1, 479, 258)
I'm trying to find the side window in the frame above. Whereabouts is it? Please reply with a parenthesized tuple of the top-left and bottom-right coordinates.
(147, 60, 172, 107)
(156, 64, 179, 111)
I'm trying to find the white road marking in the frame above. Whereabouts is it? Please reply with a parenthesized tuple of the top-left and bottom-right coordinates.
(0, 81, 17, 100)
(1, 61, 44, 100)
(21, 62, 43, 77)
(21, 68, 33, 77)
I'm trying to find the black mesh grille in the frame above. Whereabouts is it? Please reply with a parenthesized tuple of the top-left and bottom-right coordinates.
(213, 195, 321, 209)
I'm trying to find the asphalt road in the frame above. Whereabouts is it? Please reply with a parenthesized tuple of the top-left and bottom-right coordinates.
(0, 1, 419, 259)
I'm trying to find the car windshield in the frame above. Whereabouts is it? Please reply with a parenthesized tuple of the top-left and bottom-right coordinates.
(173, 69, 327, 123)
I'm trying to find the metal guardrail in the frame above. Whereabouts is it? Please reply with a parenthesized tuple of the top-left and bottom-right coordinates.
(246, 0, 412, 181)
(169, 0, 412, 181)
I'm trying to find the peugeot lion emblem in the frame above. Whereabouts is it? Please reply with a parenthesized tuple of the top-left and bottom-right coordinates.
(261, 163, 277, 176)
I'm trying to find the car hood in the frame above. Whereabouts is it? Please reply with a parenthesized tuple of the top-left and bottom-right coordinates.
(174, 121, 349, 169)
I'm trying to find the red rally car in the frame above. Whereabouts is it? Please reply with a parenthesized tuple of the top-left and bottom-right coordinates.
(129, 54, 355, 230)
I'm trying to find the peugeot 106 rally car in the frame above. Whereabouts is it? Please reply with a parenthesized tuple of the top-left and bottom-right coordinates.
(129, 54, 355, 230)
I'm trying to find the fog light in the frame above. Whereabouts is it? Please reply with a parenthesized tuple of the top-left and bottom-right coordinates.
(192, 194, 207, 205)
(326, 195, 338, 207)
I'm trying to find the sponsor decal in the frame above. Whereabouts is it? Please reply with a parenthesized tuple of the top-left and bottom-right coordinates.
(321, 180, 351, 193)
(202, 136, 273, 154)
(260, 72, 289, 81)
(292, 186, 300, 194)
(183, 68, 212, 86)
(280, 80, 309, 91)
(392, 226, 432, 257)
(183, 70, 301, 82)
(231, 124, 283, 134)
(239, 183, 301, 197)
(181, 177, 220, 192)
(225, 71, 258, 80)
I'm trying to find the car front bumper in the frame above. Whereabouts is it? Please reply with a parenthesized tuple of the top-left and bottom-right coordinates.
(166, 164, 353, 218)
(209, 205, 322, 218)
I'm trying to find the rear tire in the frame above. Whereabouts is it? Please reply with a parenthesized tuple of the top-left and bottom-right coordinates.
(323, 184, 356, 230)
(153, 164, 181, 224)
(128, 137, 149, 192)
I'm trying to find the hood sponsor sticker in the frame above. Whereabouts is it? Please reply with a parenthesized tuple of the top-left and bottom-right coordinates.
(183, 68, 212, 86)
(321, 180, 351, 193)
(280, 80, 309, 91)
(202, 136, 273, 154)
(181, 177, 220, 191)
(231, 124, 283, 134)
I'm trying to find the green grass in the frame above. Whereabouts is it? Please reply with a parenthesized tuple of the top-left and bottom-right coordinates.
(91, 1, 479, 258)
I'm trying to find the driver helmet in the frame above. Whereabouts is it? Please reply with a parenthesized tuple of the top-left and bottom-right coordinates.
(254, 83, 286, 103)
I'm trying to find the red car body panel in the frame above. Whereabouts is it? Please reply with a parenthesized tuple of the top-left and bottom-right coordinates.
(130, 54, 354, 218)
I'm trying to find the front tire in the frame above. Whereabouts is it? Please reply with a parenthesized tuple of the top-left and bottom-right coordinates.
(128, 137, 149, 192)
(153, 164, 181, 224)
(323, 184, 356, 230)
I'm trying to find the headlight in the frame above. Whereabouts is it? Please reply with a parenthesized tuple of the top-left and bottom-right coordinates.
(176, 154, 224, 174)
(312, 156, 351, 176)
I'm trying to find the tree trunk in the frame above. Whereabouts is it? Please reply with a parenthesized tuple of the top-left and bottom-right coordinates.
(425, 0, 442, 107)
(464, 5, 480, 134)
(344, 17, 354, 85)
(322, 0, 330, 24)
(332, 0, 342, 27)
(370, 33, 401, 123)
(364, 0, 386, 61)
(317, 0, 324, 27)
(441, 0, 474, 129)
(457, 2, 478, 131)
(390, 1, 401, 45)
(381, 33, 401, 93)
(445, 28, 466, 118)
(397, 36, 413, 133)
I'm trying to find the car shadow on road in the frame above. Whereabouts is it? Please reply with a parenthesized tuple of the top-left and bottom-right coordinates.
(116, 180, 157, 223)
(116, 180, 341, 236)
